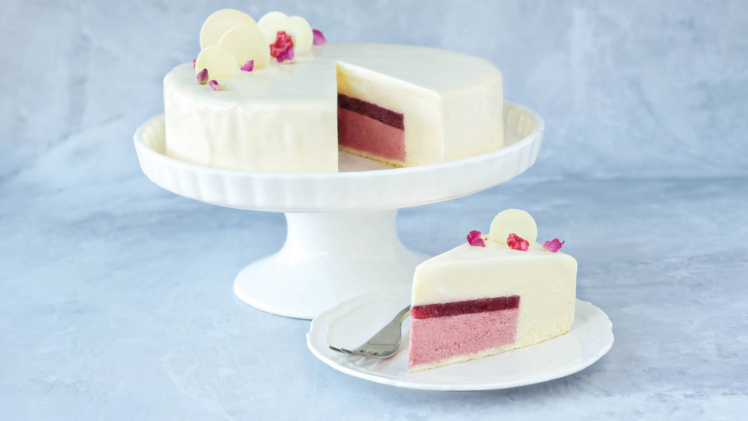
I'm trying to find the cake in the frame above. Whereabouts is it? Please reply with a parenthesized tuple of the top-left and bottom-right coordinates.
(164, 9, 504, 173)
(408, 209, 577, 372)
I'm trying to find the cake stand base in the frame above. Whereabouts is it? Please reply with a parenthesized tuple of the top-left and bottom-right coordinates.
(234, 210, 429, 319)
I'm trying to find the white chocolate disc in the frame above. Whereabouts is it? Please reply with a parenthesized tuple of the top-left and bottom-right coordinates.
(290, 16, 313, 52)
(194, 45, 237, 79)
(218, 25, 271, 69)
(257, 11, 296, 46)
(489, 209, 538, 246)
(200, 9, 256, 49)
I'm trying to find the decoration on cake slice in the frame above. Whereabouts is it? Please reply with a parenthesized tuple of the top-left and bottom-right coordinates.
(489, 209, 537, 246)
(196, 69, 209, 85)
(194, 45, 237, 78)
(269, 31, 295, 63)
(200, 9, 256, 49)
(218, 24, 271, 69)
(208, 80, 225, 91)
(240, 60, 254, 72)
(289, 16, 314, 52)
(541, 238, 565, 253)
(312, 29, 327, 45)
(466, 230, 486, 247)
(193, 59, 196, 68)
(506, 233, 529, 251)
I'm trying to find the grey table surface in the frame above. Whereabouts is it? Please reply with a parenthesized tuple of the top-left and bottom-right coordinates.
(2, 170, 746, 420)
(3, 0, 748, 419)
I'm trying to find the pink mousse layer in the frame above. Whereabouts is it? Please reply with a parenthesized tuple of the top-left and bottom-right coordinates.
(408, 308, 519, 370)
(337, 109, 405, 163)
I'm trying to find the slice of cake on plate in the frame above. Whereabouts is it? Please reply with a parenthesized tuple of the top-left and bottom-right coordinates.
(408, 209, 576, 372)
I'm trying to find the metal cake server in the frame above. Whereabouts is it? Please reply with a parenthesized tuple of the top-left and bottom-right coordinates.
(329, 305, 410, 359)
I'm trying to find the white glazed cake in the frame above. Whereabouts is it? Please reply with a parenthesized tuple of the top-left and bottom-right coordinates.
(408, 210, 577, 372)
(164, 9, 504, 173)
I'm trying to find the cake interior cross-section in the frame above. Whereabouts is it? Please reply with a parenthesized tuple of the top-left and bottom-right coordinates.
(409, 296, 521, 370)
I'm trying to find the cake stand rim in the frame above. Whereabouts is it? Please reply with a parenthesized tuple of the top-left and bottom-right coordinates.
(134, 101, 543, 212)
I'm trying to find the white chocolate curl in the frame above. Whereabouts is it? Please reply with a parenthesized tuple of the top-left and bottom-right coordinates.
(200, 9, 256, 49)
(489, 209, 538, 246)
(195, 45, 237, 79)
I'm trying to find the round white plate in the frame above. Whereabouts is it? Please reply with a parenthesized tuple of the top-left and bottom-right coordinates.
(307, 285, 614, 391)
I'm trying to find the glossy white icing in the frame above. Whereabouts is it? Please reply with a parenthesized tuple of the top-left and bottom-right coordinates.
(411, 240, 577, 350)
(164, 43, 504, 173)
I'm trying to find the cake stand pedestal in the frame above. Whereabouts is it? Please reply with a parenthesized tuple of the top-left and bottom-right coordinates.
(134, 102, 544, 319)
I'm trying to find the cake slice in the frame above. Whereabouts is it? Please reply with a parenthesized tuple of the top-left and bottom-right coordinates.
(408, 209, 577, 372)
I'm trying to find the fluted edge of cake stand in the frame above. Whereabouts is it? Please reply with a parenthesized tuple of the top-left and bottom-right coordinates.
(133, 102, 543, 213)
(133, 101, 544, 319)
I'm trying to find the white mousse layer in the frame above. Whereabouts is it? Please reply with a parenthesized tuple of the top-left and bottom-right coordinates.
(412, 241, 577, 350)
(164, 43, 504, 173)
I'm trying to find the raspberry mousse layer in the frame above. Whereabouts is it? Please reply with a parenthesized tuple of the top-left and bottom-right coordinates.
(408, 296, 520, 371)
(337, 94, 405, 165)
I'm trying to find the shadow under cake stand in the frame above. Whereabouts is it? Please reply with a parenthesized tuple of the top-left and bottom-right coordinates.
(133, 101, 544, 319)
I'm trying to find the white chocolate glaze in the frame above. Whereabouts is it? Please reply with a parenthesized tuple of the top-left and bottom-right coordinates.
(164, 43, 504, 173)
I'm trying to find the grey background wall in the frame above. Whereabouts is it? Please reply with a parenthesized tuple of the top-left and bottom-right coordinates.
(2, 0, 747, 187)
(2, 2, 748, 418)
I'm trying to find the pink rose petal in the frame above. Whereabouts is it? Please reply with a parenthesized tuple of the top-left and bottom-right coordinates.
(240, 60, 254, 72)
(507, 233, 529, 251)
(467, 230, 486, 247)
(312, 29, 327, 45)
(196, 68, 209, 85)
(276, 46, 294, 63)
(208, 80, 225, 91)
(541, 238, 565, 253)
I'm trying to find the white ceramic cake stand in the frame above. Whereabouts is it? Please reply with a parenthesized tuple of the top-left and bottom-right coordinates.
(133, 101, 543, 319)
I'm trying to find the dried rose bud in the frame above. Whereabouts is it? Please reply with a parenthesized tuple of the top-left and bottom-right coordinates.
(196, 68, 209, 85)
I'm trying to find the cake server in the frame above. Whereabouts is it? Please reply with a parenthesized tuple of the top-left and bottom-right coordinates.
(329, 305, 410, 358)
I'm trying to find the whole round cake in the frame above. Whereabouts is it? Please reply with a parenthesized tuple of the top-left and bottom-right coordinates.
(164, 10, 505, 173)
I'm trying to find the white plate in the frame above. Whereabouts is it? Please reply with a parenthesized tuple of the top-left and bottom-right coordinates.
(307, 285, 614, 391)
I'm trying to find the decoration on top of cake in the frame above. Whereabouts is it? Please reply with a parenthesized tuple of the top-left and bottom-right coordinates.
(489, 209, 538, 246)
(200, 9, 257, 50)
(466, 230, 486, 247)
(542, 238, 565, 253)
(312, 29, 327, 45)
(209, 80, 225, 91)
(192, 9, 327, 89)
(218, 25, 270, 69)
(258, 12, 297, 48)
(289, 16, 314, 51)
(196, 69, 209, 85)
(506, 233, 529, 251)
(195, 45, 237, 79)
(269, 31, 295, 63)
(240, 60, 254, 72)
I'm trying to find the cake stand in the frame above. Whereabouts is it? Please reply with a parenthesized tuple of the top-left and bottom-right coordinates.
(133, 101, 544, 319)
